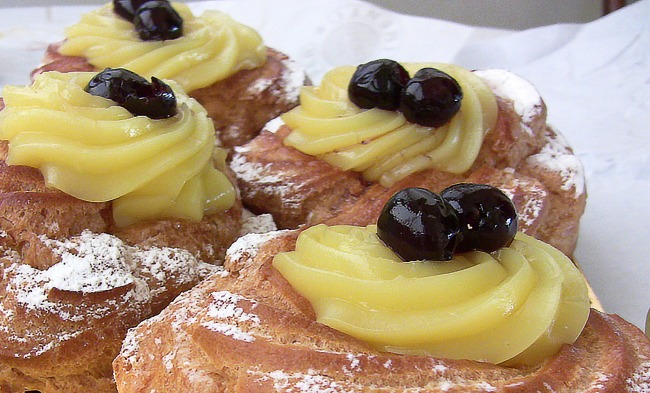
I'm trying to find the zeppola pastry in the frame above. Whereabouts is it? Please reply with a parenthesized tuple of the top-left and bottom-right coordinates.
(33, 0, 307, 149)
(113, 188, 650, 391)
(231, 60, 586, 256)
(0, 68, 243, 391)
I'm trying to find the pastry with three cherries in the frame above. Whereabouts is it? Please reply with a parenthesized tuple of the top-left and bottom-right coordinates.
(33, 0, 308, 149)
(0, 68, 243, 392)
(112, 185, 650, 392)
(231, 59, 585, 257)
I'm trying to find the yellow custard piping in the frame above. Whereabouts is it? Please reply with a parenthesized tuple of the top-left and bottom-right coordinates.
(272, 224, 590, 366)
(0, 71, 235, 227)
(281, 64, 498, 188)
(59, 3, 267, 92)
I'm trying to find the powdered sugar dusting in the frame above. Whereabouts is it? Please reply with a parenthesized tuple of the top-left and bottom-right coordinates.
(474, 69, 543, 136)
(2, 230, 215, 358)
(10, 231, 216, 313)
(342, 353, 361, 376)
(627, 361, 650, 392)
(226, 230, 288, 263)
(230, 148, 301, 205)
(499, 177, 547, 231)
(8, 232, 144, 317)
(476, 382, 498, 392)
(117, 281, 210, 375)
(249, 364, 500, 392)
(263, 116, 286, 134)
(134, 246, 216, 293)
(247, 77, 274, 95)
(240, 210, 277, 235)
(591, 371, 610, 390)
(245, 56, 304, 103)
(251, 368, 356, 393)
(230, 151, 283, 185)
(279, 57, 307, 104)
(526, 127, 586, 197)
(201, 290, 261, 342)
(39, 232, 133, 293)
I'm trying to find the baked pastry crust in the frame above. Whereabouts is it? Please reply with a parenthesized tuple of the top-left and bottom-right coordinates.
(33, 43, 306, 149)
(113, 230, 650, 392)
(0, 127, 242, 391)
(231, 70, 586, 256)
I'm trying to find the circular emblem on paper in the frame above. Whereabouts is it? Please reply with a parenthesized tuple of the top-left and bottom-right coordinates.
(298, 4, 402, 81)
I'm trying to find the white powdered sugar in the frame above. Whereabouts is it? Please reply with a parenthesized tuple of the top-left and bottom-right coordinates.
(9, 230, 216, 313)
(244, 57, 304, 103)
(438, 380, 497, 392)
(591, 371, 610, 390)
(2, 229, 216, 358)
(431, 363, 448, 373)
(342, 353, 361, 376)
(247, 77, 274, 95)
(118, 280, 210, 370)
(526, 128, 586, 197)
(226, 230, 288, 264)
(240, 210, 278, 235)
(263, 116, 286, 134)
(499, 177, 547, 230)
(163, 351, 175, 372)
(280, 57, 307, 104)
(7, 232, 148, 321)
(474, 69, 543, 136)
(39, 232, 133, 293)
(476, 382, 498, 392)
(627, 361, 650, 392)
(134, 246, 216, 293)
(229, 149, 301, 206)
(251, 368, 356, 393)
(201, 290, 261, 342)
(230, 150, 283, 185)
(250, 364, 497, 393)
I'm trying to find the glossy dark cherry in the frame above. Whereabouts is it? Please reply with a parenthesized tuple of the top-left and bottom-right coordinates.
(441, 183, 518, 253)
(133, 0, 183, 41)
(348, 59, 410, 111)
(377, 188, 460, 261)
(85, 68, 177, 119)
(113, 0, 150, 20)
(400, 68, 463, 128)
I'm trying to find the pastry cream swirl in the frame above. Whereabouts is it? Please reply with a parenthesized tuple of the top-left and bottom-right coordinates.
(59, 3, 267, 92)
(0, 71, 235, 227)
(281, 64, 498, 187)
(273, 224, 590, 365)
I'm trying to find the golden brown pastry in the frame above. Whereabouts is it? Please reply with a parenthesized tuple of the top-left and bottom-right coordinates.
(231, 64, 586, 257)
(0, 69, 243, 392)
(32, 2, 307, 149)
(112, 229, 650, 392)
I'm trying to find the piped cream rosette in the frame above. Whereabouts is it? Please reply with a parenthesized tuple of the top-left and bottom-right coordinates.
(281, 64, 498, 188)
(273, 224, 590, 366)
(59, 3, 267, 92)
(0, 71, 235, 227)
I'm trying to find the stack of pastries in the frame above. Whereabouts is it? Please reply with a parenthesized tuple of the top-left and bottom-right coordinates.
(231, 61, 585, 257)
(0, 1, 647, 392)
(0, 68, 242, 390)
(32, 0, 308, 149)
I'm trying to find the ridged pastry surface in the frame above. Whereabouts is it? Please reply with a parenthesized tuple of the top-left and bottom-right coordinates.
(113, 230, 650, 392)
(232, 69, 585, 257)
